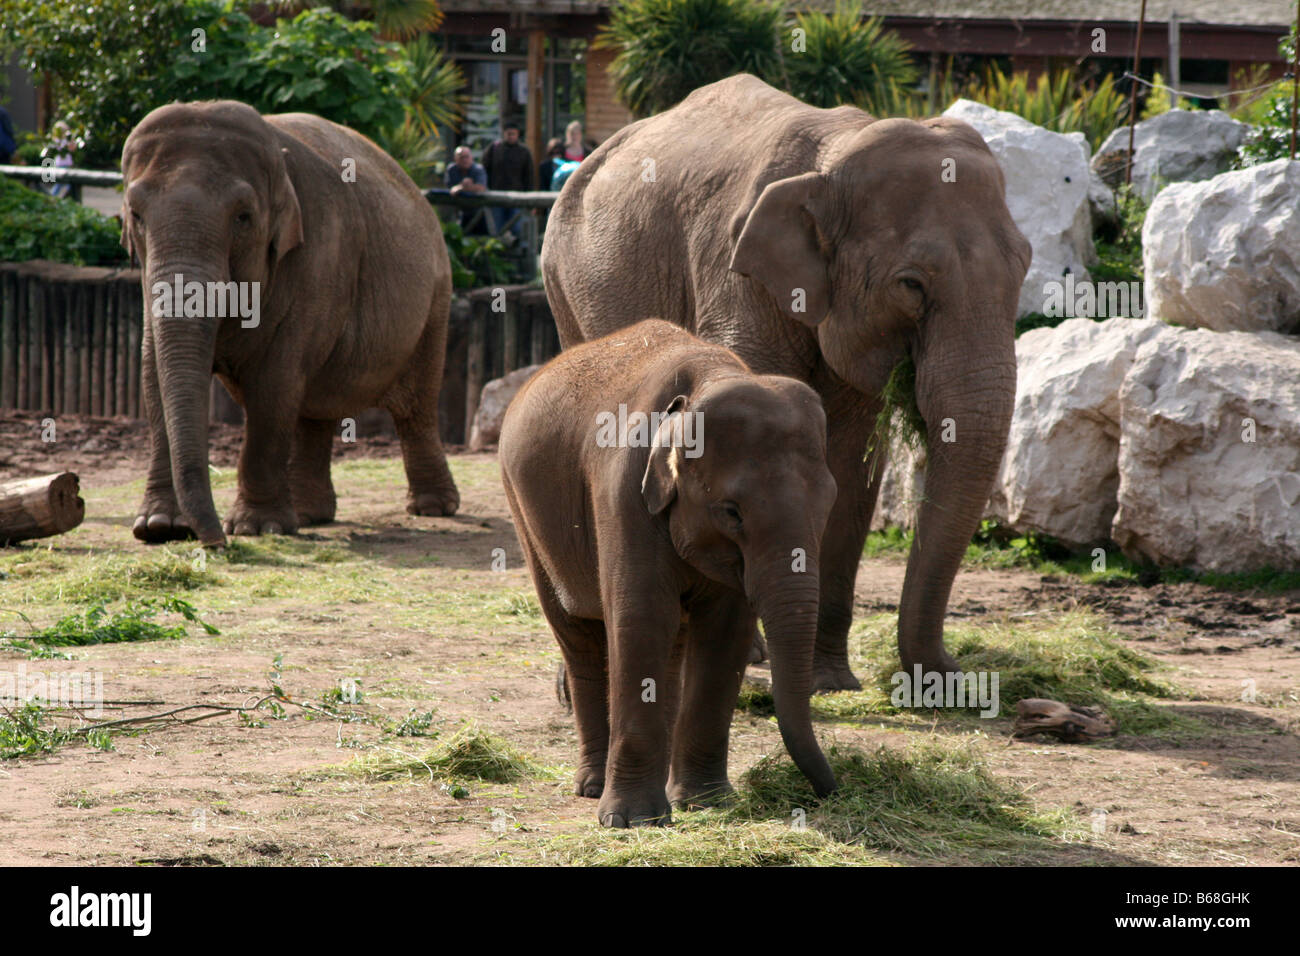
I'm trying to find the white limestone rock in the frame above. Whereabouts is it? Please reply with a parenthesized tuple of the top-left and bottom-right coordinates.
(1113, 328, 1300, 571)
(1143, 158, 1300, 335)
(986, 318, 1167, 547)
(1092, 109, 1248, 201)
(468, 365, 541, 451)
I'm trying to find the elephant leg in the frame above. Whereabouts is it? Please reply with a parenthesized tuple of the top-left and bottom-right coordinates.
(386, 304, 459, 517)
(600, 598, 679, 828)
(811, 382, 884, 691)
(133, 323, 193, 543)
(224, 373, 301, 537)
(290, 417, 338, 525)
(668, 593, 753, 809)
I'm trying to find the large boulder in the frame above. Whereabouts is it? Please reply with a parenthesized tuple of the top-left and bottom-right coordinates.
(1143, 158, 1300, 335)
(1113, 329, 1300, 571)
(944, 99, 1093, 317)
(1092, 109, 1248, 201)
(987, 318, 1167, 548)
(468, 365, 541, 451)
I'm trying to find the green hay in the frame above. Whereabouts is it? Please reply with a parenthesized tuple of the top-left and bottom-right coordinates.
(530, 738, 1078, 866)
(330, 724, 550, 784)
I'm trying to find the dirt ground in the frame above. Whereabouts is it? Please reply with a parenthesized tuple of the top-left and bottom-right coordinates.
(1, 411, 1297, 866)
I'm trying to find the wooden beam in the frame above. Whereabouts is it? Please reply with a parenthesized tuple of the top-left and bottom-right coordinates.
(526, 29, 546, 176)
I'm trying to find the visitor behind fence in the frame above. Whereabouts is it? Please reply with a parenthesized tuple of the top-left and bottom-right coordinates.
(445, 145, 488, 235)
(482, 123, 534, 245)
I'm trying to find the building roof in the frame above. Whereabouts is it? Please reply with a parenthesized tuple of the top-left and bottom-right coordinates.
(851, 2, 1294, 28)
(438, 0, 1295, 28)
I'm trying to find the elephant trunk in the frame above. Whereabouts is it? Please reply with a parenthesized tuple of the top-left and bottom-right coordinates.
(145, 249, 226, 546)
(752, 561, 836, 798)
(900, 311, 1016, 673)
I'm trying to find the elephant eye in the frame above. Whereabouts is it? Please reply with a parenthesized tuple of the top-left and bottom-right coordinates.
(715, 502, 742, 528)
(235, 211, 252, 227)
(900, 277, 923, 293)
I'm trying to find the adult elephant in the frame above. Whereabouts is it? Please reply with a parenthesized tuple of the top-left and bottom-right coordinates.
(542, 75, 1030, 688)
(121, 101, 460, 547)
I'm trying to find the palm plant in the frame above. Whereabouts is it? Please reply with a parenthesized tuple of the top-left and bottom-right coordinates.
(960, 65, 1127, 152)
(403, 33, 466, 136)
(782, 2, 917, 110)
(597, 0, 785, 117)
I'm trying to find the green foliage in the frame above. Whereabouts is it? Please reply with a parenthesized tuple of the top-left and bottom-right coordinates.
(2, 1, 419, 167)
(237, 8, 412, 133)
(598, 0, 786, 116)
(781, 3, 916, 110)
(1138, 71, 1193, 121)
(1091, 183, 1147, 286)
(1234, 25, 1298, 167)
(440, 217, 510, 289)
(0, 597, 219, 653)
(958, 65, 1127, 152)
(0, 176, 126, 266)
(0, 703, 76, 759)
(270, 0, 444, 41)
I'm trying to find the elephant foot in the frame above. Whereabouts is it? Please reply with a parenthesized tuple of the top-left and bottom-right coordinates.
(132, 509, 195, 544)
(406, 485, 460, 517)
(293, 491, 337, 527)
(668, 778, 735, 810)
(223, 498, 299, 537)
(813, 659, 862, 692)
(573, 765, 605, 799)
(899, 651, 963, 679)
(597, 789, 671, 828)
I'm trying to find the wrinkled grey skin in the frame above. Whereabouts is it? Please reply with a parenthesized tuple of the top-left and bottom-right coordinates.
(121, 101, 459, 547)
(500, 320, 837, 827)
(542, 75, 1030, 688)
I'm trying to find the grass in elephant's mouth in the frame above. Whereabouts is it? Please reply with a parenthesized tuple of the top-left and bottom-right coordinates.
(521, 737, 1083, 866)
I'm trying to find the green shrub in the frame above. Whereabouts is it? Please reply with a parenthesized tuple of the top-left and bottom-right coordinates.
(781, 3, 916, 110)
(2, 1, 418, 167)
(959, 65, 1127, 152)
(597, 0, 787, 116)
(0, 176, 126, 266)
(441, 218, 511, 289)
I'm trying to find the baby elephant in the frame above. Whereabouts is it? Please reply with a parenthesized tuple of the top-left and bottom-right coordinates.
(500, 319, 837, 827)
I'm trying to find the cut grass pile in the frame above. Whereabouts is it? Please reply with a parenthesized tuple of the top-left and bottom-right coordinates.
(326, 724, 550, 785)
(739, 609, 1189, 736)
(530, 737, 1081, 866)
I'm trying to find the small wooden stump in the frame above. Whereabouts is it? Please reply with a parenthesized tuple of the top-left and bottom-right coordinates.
(0, 472, 86, 545)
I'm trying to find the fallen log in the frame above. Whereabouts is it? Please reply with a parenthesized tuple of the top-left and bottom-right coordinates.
(0, 472, 85, 545)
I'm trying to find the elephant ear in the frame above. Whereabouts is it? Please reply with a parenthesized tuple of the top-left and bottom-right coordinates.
(641, 394, 689, 516)
(729, 172, 831, 326)
(271, 147, 304, 264)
